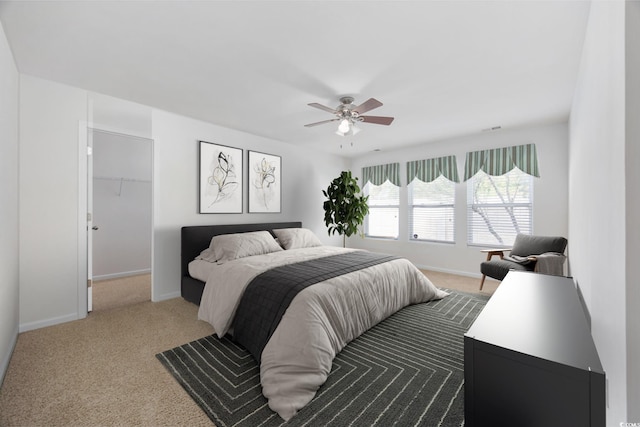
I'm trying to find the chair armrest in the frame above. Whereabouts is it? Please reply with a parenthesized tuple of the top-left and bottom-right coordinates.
(480, 248, 512, 254)
(480, 248, 512, 261)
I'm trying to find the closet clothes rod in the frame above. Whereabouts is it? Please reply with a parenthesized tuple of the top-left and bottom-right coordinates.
(93, 176, 151, 183)
(93, 176, 151, 197)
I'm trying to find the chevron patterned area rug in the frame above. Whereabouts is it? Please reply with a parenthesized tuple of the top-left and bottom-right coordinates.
(157, 290, 489, 427)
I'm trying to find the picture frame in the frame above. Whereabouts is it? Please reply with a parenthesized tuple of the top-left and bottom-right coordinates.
(248, 150, 281, 213)
(199, 141, 243, 213)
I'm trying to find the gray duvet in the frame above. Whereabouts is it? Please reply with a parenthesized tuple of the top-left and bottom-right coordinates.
(197, 246, 448, 420)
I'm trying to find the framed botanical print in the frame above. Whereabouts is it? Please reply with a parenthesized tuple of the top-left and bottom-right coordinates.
(199, 141, 243, 213)
(248, 150, 281, 213)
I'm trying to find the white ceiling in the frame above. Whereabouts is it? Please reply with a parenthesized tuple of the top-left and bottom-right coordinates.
(0, 1, 591, 157)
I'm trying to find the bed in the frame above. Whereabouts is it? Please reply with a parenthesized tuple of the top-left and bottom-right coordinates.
(181, 222, 448, 421)
(180, 222, 302, 304)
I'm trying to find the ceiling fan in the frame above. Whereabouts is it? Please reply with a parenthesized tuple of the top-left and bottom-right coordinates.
(304, 96, 394, 136)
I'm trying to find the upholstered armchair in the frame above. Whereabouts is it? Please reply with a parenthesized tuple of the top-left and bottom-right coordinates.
(479, 234, 568, 290)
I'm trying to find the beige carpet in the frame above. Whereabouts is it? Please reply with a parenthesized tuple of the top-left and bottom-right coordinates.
(92, 274, 151, 312)
(0, 270, 498, 427)
(0, 298, 215, 427)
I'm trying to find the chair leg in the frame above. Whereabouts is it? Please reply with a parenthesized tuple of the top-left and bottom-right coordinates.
(479, 274, 486, 291)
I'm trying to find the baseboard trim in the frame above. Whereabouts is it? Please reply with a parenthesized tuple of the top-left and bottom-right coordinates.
(19, 312, 79, 333)
(93, 269, 151, 281)
(413, 264, 482, 279)
(153, 291, 181, 302)
(0, 325, 19, 388)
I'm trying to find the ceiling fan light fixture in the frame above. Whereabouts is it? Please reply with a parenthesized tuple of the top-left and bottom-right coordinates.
(306, 96, 393, 136)
(336, 119, 360, 137)
(338, 119, 350, 133)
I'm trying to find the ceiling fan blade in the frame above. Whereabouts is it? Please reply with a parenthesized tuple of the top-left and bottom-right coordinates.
(353, 98, 383, 114)
(361, 116, 395, 125)
(308, 103, 338, 114)
(304, 118, 339, 127)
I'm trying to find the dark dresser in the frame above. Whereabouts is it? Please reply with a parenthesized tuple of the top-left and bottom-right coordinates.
(464, 271, 605, 427)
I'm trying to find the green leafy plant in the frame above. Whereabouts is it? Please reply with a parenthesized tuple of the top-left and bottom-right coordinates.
(322, 171, 369, 247)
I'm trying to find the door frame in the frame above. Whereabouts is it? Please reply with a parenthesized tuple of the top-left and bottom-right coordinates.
(77, 122, 89, 318)
(77, 121, 155, 316)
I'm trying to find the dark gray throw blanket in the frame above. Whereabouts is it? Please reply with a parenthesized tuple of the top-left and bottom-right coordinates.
(233, 251, 398, 361)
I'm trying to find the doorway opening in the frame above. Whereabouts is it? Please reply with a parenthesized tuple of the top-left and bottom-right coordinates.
(89, 128, 153, 312)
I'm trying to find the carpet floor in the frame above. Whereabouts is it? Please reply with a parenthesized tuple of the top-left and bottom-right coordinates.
(157, 290, 489, 427)
(92, 273, 151, 312)
(0, 270, 496, 426)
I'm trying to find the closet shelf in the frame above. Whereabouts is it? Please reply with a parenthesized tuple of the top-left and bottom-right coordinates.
(94, 176, 151, 183)
(93, 176, 151, 196)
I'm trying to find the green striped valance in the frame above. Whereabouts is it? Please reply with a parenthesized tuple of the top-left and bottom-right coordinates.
(464, 143, 540, 181)
(407, 155, 460, 184)
(362, 162, 401, 186)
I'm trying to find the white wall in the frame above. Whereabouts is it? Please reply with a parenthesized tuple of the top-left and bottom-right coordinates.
(19, 75, 87, 331)
(152, 110, 349, 301)
(15, 75, 348, 329)
(89, 92, 152, 139)
(0, 20, 20, 384)
(92, 130, 152, 279)
(348, 122, 568, 277)
(626, 0, 640, 421)
(569, 1, 628, 424)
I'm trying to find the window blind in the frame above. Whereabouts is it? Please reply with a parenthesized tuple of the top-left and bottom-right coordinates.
(407, 156, 458, 243)
(409, 175, 455, 242)
(467, 169, 533, 246)
(364, 180, 400, 239)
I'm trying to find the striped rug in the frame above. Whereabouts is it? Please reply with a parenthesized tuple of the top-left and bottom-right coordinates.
(156, 290, 489, 427)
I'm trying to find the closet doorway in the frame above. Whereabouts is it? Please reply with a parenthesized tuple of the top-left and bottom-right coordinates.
(90, 129, 153, 312)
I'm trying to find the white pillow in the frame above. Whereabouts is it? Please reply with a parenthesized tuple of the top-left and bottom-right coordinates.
(272, 228, 323, 250)
(211, 230, 283, 263)
(195, 247, 218, 263)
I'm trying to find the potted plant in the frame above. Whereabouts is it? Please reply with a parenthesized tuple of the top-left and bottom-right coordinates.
(322, 171, 369, 247)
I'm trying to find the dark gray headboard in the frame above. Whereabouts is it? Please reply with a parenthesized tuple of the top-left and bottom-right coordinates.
(180, 222, 303, 304)
(180, 222, 302, 304)
(180, 221, 302, 277)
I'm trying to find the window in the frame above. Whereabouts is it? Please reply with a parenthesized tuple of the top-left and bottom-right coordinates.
(406, 156, 459, 243)
(409, 175, 455, 243)
(364, 180, 399, 239)
(467, 168, 533, 246)
(362, 163, 401, 239)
